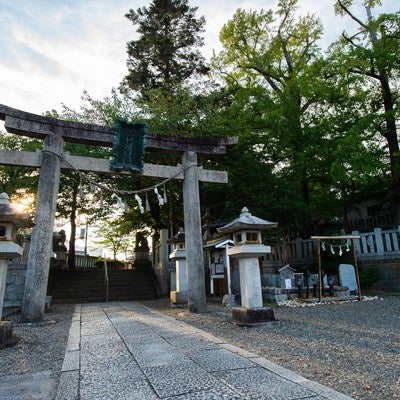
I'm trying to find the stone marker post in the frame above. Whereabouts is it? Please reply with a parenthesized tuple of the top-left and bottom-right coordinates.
(21, 134, 63, 322)
(182, 151, 207, 313)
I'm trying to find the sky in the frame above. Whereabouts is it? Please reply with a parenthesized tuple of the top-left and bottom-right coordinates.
(0, 0, 398, 116)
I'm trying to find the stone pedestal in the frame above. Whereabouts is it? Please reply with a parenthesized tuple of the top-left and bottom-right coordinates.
(222, 294, 236, 307)
(228, 249, 276, 325)
(0, 242, 23, 319)
(238, 257, 263, 308)
(170, 290, 188, 305)
(0, 320, 13, 349)
(169, 248, 188, 305)
(232, 307, 275, 326)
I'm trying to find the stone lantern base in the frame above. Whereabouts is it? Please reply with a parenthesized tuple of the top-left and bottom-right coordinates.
(170, 290, 188, 306)
(0, 321, 18, 349)
(232, 306, 275, 326)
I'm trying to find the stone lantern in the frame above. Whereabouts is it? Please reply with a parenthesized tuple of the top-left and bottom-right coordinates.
(0, 193, 31, 347)
(218, 207, 278, 325)
(0, 193, 32, 317)
(168, 228, 188, 306)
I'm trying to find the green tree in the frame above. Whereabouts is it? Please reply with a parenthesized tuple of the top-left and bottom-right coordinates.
(123, 0, 209, 93)
(94, 218, 134, 262)
(212, 0, 328, 233)
(0, 132, 40, 197)
(330, 0, 400, 222)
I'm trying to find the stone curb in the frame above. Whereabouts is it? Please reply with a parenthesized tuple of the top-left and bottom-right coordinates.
(55, 305, 81, 400)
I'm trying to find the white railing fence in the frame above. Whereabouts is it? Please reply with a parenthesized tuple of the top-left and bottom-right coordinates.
(352, 227, 400, 259)
(265, 226, 400, 266)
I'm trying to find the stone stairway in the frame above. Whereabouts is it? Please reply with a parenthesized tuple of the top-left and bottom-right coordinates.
(47, 267, 158, 303)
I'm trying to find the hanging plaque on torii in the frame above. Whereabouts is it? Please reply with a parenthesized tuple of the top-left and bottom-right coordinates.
(111, 119, 146, 172)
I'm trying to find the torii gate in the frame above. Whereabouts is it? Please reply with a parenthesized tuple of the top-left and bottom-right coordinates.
(0, 104, 237, 321)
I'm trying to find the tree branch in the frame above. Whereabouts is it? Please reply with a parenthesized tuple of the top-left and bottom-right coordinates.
(349, 67, 380, 80)
(240, 64, 283, 93)
(277, 8, 294, 74)
(336, 0, 369, 30)
(342, 32, 364, 49)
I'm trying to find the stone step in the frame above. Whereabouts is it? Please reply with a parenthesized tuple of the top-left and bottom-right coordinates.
(48, 268, 157, 302)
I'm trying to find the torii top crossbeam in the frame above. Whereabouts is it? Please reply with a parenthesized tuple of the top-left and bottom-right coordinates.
(0, 104, 237, 155)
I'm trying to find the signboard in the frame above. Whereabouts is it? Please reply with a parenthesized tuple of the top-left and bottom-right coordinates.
(111, 118, 146, 172)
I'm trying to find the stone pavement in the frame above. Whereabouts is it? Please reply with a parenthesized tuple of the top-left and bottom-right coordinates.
(56, 302, 354, 400)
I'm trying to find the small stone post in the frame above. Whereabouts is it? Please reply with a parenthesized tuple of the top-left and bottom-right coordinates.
(182, 151, 206, 313)
(21, 134, 63, 322)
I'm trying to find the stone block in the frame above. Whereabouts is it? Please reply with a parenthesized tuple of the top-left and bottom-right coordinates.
(7, 290, 17, 300)
(262, 288, 288, 302)
(274, 294, 288, 302)
(232, 306, 275, 326)
(222, 294, 236, 307)
(15, 274, 26, 286)
(214, 367, 314, 399)
(188, 348, 255, 372)
(0, 321, 13, 348)
(0, 370, 57, 400)
(170, 290, 188, 305)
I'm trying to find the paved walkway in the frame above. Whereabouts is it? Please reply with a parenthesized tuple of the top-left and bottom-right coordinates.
(56, 302, 354, 400)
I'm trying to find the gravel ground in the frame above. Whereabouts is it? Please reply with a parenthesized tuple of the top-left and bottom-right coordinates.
(0, 297, 398, 400)
(0, 304, 74, 378)
(143, 295, 400, 400)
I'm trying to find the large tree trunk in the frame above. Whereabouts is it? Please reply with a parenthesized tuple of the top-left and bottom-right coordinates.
(367, 5, 400, 224)
(379, 72, 400, 224)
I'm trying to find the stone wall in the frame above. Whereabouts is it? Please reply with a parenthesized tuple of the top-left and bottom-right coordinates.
(359, 260, 400, 291)
(4, 262, 27, 309)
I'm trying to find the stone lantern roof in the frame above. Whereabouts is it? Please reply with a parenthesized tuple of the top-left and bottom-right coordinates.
(217, 207, 277, 234)
(0, 193, 32, 228)
(167, 228, 185, 244)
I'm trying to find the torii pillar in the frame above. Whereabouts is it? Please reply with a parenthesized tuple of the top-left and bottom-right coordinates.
(21, 134, 63, 321)
(182, 151, 206, 313)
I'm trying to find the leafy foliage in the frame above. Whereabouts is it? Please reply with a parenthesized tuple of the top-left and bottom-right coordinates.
(329, 1, 400, 221)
